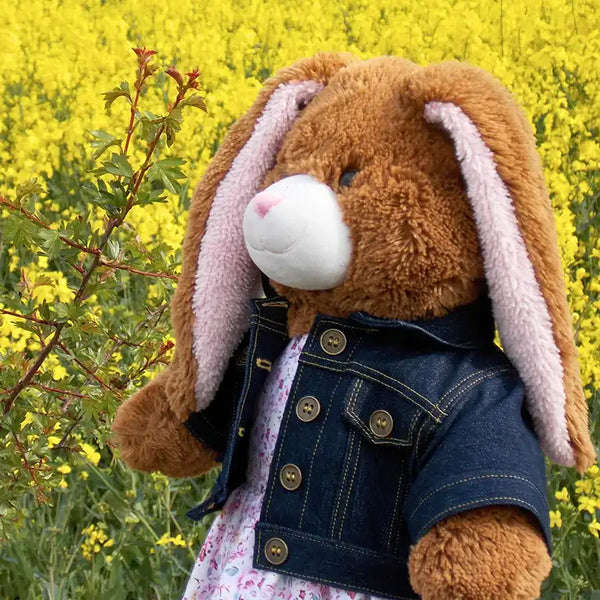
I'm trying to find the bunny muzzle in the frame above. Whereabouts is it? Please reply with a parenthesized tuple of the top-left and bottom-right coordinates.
(243, 174, 352, 290)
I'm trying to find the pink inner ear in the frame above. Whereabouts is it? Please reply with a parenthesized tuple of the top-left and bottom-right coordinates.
(424, 101, 574, 467)
(191, 81, 323, 411)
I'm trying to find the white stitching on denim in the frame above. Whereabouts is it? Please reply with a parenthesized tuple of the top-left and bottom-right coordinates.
(259, 300, 288, 307)
(337, 434, 362, 539)
(329, 426, 356, 538)
(330, 380, 361, 537)
(256, 315, 289, 330)
(258, 526, 396, 558)
(298, 374, 344, 528)
(296, 358, 444, 424)
(254, 321, 288, 336)
(387, 412, 419, 550)
(345, 369, 443, 423)
(419, 496, 542, 539)
(253, 528, 416, 600)
(345, 408, 412, 447)
(317, 319, 378, 333)
(298, 339, 362, 527)
(231, 320, 262, 456)
(440, 366, 502, 404)
(413, 368, 512, 466)
(442, 368, 512, 416)
(408, 472, 548, 521)
(303, 352, 442, 414)
(441, 367, 511, 413)
(264, 363, 305, 518)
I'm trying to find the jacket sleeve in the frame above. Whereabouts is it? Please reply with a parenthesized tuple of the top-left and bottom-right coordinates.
(404, 367, 552, 552)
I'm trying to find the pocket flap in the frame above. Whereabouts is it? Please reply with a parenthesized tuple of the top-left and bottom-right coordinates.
(342, 377, 424, 448)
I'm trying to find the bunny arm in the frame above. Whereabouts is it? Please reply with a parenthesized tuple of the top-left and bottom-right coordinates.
(408, 505, 551, 600)
(112, 372, 219, 478)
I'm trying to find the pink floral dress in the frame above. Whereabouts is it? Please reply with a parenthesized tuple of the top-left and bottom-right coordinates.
(183, 335, 384, 600)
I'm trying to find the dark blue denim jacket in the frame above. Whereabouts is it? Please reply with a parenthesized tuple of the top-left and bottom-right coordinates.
(184, 296, 550, 600)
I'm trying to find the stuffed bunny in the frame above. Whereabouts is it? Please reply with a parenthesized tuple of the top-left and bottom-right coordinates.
(112, 54, 596, 600)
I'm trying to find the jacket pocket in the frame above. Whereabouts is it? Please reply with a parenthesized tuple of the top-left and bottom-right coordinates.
(342, 376, 428, 449)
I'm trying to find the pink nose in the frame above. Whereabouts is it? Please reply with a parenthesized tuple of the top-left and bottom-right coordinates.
(253, 191, 282, 217)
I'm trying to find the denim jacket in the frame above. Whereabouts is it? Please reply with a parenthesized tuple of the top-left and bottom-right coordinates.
(184, 296, 551, 600)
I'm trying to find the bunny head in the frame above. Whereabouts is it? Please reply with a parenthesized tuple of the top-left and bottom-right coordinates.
(113, 53, 594, 476)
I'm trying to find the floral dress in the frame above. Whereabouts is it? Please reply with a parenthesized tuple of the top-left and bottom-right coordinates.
(182, 335, 384, 600)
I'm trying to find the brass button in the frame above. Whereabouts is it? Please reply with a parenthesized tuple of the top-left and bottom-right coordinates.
(264, 537, 288, 565)
(295, 396, 321, 422)
(280, 463, 302, 491)
(320, 329, 347, 355)
(369, 410, 394, 438)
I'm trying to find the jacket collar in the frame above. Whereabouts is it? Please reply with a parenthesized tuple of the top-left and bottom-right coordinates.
(349, 295, 496, 349)
(255, 292, 496, 350)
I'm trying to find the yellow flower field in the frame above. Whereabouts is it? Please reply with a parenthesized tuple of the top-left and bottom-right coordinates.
(0, 0, 598, 598)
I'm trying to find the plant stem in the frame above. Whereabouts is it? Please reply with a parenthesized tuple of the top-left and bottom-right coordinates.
(0, 308, 59, 327)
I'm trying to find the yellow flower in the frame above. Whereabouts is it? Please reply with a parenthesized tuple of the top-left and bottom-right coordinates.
(19, 412, 35, 431)
(156, 532, 187, 547)
(555, 487, 570, 502)
(58, 478, 68, 489)
(52, 365, 68, 381)
(575, 479, 593, 495)
(587, 465, 600, 478)
(577, 495, 598, 514)
(80, 470, 89, 480)
(79, 443, 101, 466)
(80, 522, 113, 560)
(57, 464, 72, 474)
(47, 436, 62, 448)
(589, 520, 600, 538)
(549, 510, 562, 528)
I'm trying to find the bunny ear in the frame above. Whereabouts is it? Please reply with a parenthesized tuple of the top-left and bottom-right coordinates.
(164, 53, 354, 420)
(409, 63, 595, 470)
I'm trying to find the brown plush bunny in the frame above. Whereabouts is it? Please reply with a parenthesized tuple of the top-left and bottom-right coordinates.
(112, 54, 596, 600)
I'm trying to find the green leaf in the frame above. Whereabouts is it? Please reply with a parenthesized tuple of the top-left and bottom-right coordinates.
(138, 111, 164, 144)
(15, 179, 45, 202)
(38, 302, 51, 320)
(106, 239, 120, 260)
(179, 93, 207, 111)
(102, 81, 132, 110)
(38, 229, 63, 259)
(135, 186, 167, 207)
(2, 214, 37, 247)
(101, 153, 134, 179)
(147, 158, 186, 194)
(164, 107, 183, 147)
(89, 130, 123, 160)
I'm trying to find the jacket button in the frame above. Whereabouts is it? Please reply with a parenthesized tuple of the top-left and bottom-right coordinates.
(295, 396, 321, 422)
(264, 537, 288, 565)
(320, 329, 347, 355)
(369, 410, 394, 438)
(280, 464, 302, 491)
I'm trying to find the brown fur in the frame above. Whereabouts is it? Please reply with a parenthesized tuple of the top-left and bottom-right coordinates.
(409, 506, 551, 599)
(112, 373, 219, 477)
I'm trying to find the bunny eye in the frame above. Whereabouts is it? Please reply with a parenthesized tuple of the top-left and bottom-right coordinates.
(339, 169, 358, 187)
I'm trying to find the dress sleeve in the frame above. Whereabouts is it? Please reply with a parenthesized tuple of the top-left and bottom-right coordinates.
(404, 367, 552, 552)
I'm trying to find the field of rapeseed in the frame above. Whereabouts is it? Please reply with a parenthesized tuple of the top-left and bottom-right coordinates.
(0, 0, 598, 598)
